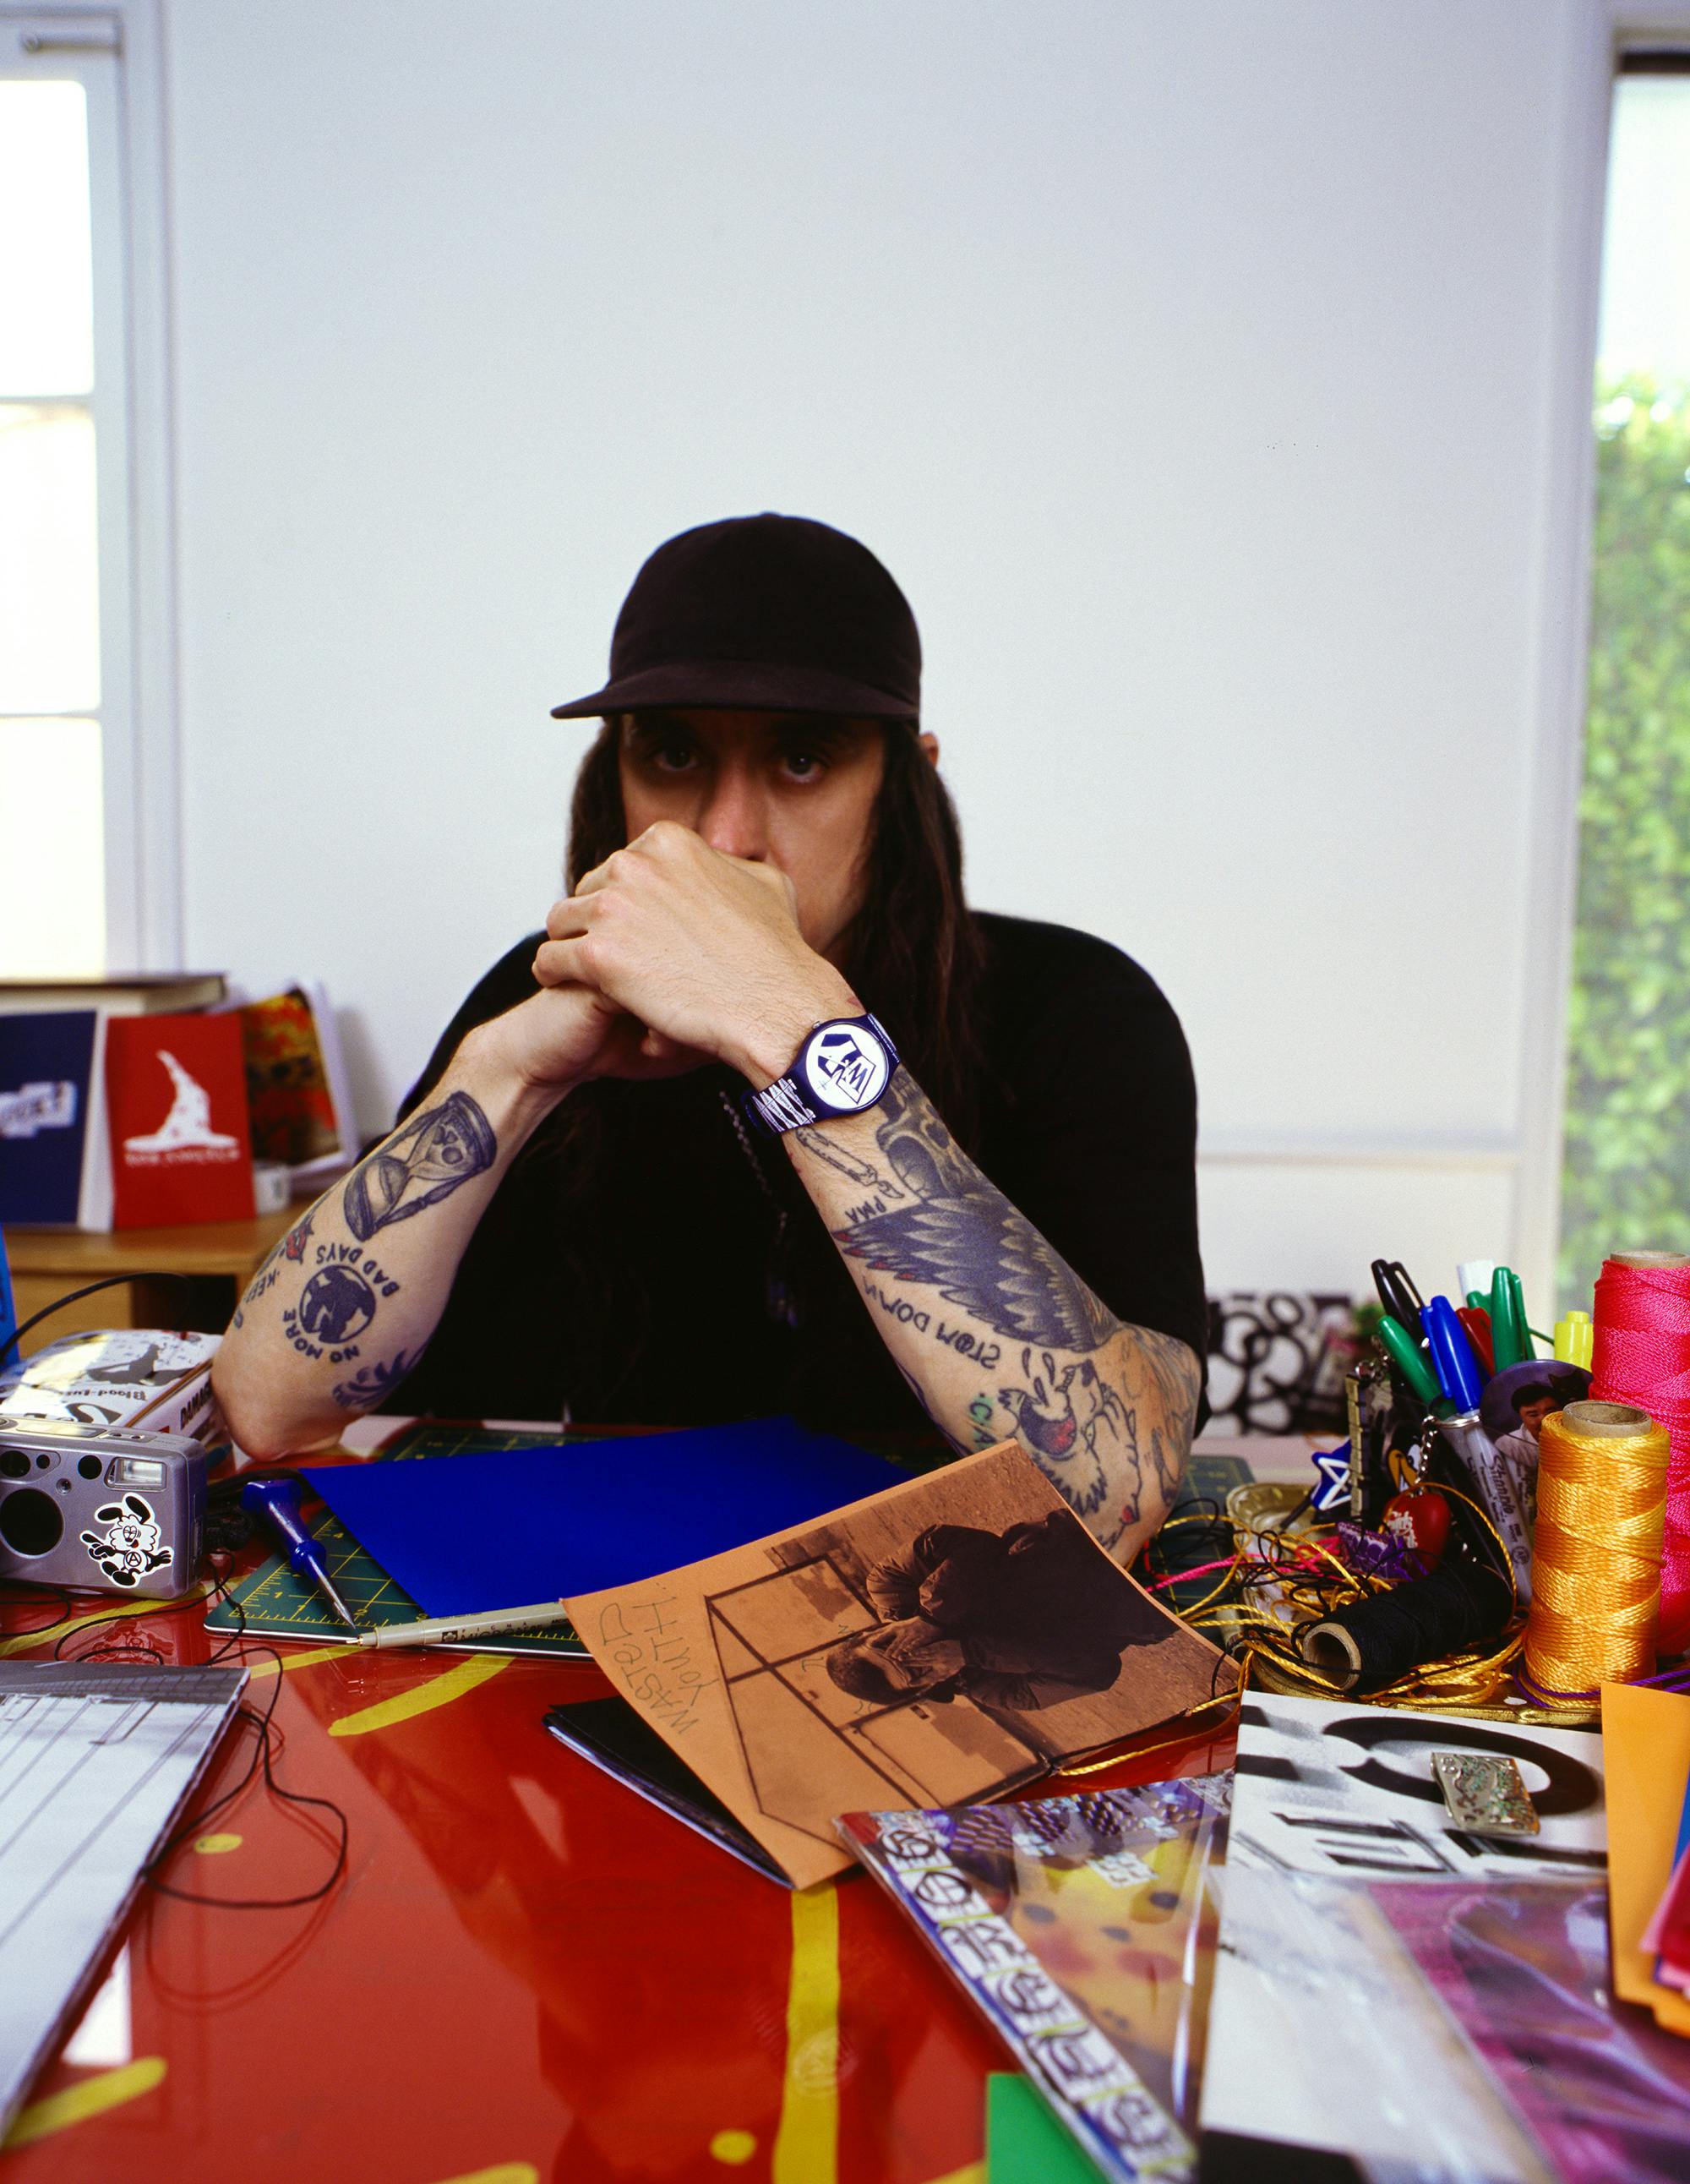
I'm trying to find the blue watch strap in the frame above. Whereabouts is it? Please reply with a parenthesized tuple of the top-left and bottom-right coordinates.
(744, 1013, 899, 1134)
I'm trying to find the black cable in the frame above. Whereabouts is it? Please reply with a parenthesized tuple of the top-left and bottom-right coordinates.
(50, 1559, 351, 1912)
(5, 1271, 194, 1354)
(0, 1580, 75, 1644)
(1, 1291, 352, 1909)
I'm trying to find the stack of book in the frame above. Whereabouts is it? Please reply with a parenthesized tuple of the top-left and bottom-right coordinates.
(0, 975, 354, 1231)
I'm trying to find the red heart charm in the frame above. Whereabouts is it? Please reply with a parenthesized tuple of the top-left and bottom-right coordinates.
(1382, 1486, 1452, 1570)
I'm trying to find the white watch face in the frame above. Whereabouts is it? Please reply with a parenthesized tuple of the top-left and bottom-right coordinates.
(802, 1021, 891, 1112)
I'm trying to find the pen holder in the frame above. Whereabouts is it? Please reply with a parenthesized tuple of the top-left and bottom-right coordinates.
(1346, 1357, 1424, 1526)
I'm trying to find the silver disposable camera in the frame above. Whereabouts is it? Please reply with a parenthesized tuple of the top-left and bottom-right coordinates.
(0, 1418, 208, 1599)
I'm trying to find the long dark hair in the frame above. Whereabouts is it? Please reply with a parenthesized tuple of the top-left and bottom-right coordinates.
(564, 716, 988, 1140)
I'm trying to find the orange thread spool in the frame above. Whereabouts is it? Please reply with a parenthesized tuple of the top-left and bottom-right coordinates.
(1523, 1400, 1669, 1697)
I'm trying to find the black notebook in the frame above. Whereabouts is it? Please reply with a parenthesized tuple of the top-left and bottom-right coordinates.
(543, 1696, 790, 1886)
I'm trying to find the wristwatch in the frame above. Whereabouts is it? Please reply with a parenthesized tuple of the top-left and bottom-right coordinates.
(744, 1013, 900, 1133)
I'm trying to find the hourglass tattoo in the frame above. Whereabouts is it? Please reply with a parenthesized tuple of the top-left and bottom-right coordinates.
(342, 1091, 497, 1241)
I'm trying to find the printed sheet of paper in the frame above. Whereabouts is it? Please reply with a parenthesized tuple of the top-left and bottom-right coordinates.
(1198, 1691, 1608, 2176)
(1229, 1690, 1606, 1884)
(0, 1662, 246, 2135)
(1387, 1879, 1690, 2176)
(1198, 1863, 1555, 2181)
(568, 1441, 1235, 1888)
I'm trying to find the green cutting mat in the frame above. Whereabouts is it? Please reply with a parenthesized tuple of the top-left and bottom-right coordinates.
(205, 1422, 589, 1657)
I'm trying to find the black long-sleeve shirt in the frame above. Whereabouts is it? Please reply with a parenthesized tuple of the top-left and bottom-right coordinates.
(382, 912, 1206, 1434)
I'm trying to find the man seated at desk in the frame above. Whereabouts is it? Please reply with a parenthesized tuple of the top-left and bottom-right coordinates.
(214, 514, 1206, 1565)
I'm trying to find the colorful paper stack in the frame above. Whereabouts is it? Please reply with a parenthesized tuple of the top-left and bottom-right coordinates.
(1602, 1682, 1690, 2038)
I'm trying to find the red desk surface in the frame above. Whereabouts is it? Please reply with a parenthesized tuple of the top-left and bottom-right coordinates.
(0, 1576, 1233, 2184)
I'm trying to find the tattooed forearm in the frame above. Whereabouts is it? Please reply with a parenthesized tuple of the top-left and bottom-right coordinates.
(793, 1068, 1199, 1555)
(214, 1057, 534, 1462)
(239, 1206, 317, 1312)
(332, 1346, 427, 1411)
(276, 1242, 401, 1370)
(983, 1326, 1197, 1542)
(820, 1074, 1116, 1351)
(791, 1129, 906, 1203)
(343, 1090, 496, 1240)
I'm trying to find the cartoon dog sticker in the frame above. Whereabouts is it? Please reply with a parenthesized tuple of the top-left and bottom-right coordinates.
(80, 1494, 172, 1587)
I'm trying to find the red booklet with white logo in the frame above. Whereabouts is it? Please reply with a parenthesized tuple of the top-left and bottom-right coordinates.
(106, 1014, 255, 1228)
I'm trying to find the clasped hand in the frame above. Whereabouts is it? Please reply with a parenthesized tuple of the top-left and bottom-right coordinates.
(504, 822, 856, 1093)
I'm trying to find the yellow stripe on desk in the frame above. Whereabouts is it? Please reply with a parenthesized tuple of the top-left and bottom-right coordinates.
(3, 2057, 167, 2149)
(430, 2166, 539, 2184)
(772, 1882, 840, 2184)
(0, 1589, 212, 1657)
(920, 2165, 986, 2184)
(329, 1652, 508, 1736)
(242, 1644, 350, 1680)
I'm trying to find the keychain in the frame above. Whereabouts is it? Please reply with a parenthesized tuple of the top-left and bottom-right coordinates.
(1380, 1417, 1452, 1572)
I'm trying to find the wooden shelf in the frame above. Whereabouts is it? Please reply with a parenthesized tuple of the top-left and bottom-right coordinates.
(3, 1202, 306, 1356)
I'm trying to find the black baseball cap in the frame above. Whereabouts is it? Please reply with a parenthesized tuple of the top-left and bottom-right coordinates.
(549, 512, 922, 723)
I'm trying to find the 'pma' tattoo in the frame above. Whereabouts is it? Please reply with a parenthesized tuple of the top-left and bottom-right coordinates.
(826, 1075, 1116, 1351)
(344, 1091, 495, 1241)
(332, 1347, 426, 1411)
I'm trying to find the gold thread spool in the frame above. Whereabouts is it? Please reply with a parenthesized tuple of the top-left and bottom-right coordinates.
(1523, 1399, 1669, 1695)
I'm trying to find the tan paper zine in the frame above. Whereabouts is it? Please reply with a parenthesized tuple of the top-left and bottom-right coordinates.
(566, 1440, 1235, 1888)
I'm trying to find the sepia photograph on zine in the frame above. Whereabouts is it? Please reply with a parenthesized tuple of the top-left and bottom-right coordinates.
(567, 1441, 1235, 1888)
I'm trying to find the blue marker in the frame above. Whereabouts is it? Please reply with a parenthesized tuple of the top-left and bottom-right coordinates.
(1421, 1297, 1485, 1416)
(242, 1476, 359, 1629)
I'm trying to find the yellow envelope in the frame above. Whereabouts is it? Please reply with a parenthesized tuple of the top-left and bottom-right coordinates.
(1601, 1681, 1690, 2038)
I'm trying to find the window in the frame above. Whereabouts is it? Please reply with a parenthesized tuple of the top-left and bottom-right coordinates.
(1559, 52, 1690, 1302)
(0, 9, 175, 979)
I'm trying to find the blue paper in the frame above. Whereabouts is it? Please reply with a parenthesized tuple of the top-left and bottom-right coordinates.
(301, 1417, 905, 1618)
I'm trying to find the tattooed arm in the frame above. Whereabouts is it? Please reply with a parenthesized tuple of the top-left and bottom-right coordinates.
(787, 1072, 1201, 1564)
(210, 1062, 530, 1455)
(211, 974, 685, 1457)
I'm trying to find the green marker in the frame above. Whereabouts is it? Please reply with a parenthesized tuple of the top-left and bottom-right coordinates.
(1489, 1265, 1531, 1368)
(1377, 1312, 1446, 1407)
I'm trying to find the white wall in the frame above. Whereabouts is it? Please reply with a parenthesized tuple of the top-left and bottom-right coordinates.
(162, 0, 1608, 1303)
